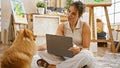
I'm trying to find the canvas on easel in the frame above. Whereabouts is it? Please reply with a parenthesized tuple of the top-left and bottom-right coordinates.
(81, 0, 112, 6)
(10, 0, 27, 24)
(10, 0, 28, 37)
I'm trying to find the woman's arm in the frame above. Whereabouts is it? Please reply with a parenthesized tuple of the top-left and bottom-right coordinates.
(56, 24, 64, 35)
(82, 23, 91, 49)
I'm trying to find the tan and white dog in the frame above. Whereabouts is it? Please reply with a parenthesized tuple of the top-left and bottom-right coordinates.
(1, 29, 37, 68)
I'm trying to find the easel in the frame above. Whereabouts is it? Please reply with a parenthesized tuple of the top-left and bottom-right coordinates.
(10, 0, 28, 38)
(13, 22, 28, 38)
(8, 14, 28, 45)
(9, 14, 28, 41)
(86, 4, 116, 52)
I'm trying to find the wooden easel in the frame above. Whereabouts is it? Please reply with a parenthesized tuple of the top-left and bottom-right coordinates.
(12, 14, 28, 38)
(10, 0, 28, 38)
(13, 22, 27, 38)
(86, 4, 116, 52)
(8, 14, 28, 45)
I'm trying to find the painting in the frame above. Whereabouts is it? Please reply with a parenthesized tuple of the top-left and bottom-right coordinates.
(80, 0, 112, 6)
(10, 0, 27, 24)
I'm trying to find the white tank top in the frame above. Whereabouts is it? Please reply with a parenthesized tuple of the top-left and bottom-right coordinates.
(63, 20, 84, 48)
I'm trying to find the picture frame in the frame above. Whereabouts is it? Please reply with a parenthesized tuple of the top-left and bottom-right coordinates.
(10, 0, 27, 24)
(33, 15, 60, 36)
(80, 0, 112, 6)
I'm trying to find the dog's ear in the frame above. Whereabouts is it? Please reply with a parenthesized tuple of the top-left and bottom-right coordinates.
(24, 28, 33, 41)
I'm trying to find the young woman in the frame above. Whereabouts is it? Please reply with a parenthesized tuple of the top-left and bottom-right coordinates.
(37, 1, 95, 68)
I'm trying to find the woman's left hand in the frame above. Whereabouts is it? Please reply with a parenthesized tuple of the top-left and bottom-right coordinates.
(68, 47, 81, 55)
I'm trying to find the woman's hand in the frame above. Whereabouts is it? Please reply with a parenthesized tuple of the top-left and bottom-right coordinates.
(68, 47, 81, 55)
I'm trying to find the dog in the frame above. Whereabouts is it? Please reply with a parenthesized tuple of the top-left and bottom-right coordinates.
(1, 28, 37, 68)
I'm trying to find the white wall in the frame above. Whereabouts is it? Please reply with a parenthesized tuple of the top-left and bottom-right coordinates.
(21, 0, 37, 13)
(1, 0, 11, 44)
(1, 0, 39, 44)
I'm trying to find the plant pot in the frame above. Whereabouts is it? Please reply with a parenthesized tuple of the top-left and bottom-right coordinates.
(37, 8, 44, 14)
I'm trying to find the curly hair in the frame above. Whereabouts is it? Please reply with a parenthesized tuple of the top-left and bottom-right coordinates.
(70, 1, 85, 15)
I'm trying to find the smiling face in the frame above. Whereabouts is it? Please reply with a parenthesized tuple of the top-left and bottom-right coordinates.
(67, 1, 85, 25)
(67, 6, 80, 24)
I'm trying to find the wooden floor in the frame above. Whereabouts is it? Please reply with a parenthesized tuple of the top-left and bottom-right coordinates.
(94, 47, 112, 57)
(0, 44, 10, 66)
(0, 44, 10, 58)
(0, 43, 112, 67)
(0, 44, 112, 57)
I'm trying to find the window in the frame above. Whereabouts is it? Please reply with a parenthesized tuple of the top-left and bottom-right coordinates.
(115, 2, 120, 12)
(115, 13, 120, 23)
(95, 0, 120, 24)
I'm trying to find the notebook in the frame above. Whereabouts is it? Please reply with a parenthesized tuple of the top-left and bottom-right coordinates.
(46, 34, 74, 57)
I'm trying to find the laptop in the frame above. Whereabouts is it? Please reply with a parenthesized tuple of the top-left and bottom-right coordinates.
(46, 34, 74, 58)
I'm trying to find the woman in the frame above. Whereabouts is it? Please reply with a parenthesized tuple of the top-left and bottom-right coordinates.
(37, 1, 95, 68)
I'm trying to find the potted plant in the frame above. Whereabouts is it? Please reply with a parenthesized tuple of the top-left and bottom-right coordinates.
(64, 0, 73, 9)
(36, 1, 46, 14)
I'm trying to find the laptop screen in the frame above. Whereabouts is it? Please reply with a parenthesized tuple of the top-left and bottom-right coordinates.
(46, 34, 74, 57)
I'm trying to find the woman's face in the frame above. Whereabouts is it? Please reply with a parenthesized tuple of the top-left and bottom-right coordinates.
(67, 6, 80, 23)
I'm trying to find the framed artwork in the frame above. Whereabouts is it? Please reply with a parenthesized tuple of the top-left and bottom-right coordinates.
(80, 0, 112, 6)
(10, 0, 27, 24)
(33, 15, 60, 36)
